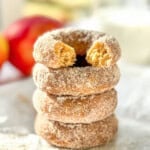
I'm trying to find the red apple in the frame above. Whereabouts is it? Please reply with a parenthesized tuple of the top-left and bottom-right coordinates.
(4, 15, 64, 75)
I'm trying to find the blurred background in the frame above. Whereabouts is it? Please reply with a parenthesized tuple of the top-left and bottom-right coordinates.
(1, 0, 150, 83)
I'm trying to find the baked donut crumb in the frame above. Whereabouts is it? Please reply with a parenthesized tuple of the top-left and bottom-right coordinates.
(86, 41, 112, 67)
(54, 41, 76, 67)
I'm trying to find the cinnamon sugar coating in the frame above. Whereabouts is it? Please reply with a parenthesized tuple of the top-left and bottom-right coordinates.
(33, 28, 121, 68)
(33, 63, 120, 96)
(33, 89, 117, 123)
(35, 114, 118, 149)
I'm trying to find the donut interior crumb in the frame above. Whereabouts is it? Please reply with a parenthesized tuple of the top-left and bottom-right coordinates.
(54, 41, 76, 67)
(86, 42, 112, 67)
(54, 41, 112, 68)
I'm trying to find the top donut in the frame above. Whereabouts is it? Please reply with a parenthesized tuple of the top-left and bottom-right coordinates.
(33, 28, 121, 68)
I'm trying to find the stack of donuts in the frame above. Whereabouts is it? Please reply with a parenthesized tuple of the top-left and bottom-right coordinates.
(32, 28, 121, 149)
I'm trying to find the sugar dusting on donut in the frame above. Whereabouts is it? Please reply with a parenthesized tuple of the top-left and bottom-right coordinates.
(33, 89, 117, 123)
(33, 63, 120, 96)
(35, 114, 118, 149)
(33, 28, 121, 68)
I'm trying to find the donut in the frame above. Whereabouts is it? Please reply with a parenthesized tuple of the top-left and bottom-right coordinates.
(35, 114, 118, 149)
(33, 89, 117, 123)
(33, 63, 120, 96)
(33, 28, 121, 68)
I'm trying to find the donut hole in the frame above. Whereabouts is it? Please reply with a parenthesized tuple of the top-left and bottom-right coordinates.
(86, 42, 112, 67)
(73, 55, 90, 67)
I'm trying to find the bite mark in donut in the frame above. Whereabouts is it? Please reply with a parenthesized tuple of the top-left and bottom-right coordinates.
(86, 41, 112, 67)
(54, 41, 76, 67)
(33, 29, 121, 68)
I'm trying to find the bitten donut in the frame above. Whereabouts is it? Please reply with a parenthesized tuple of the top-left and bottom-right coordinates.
(33, 89, 117, 123)
(33, 63, 120, 96)
(35, 114, 118, 149)
(33, 28, 121, 68)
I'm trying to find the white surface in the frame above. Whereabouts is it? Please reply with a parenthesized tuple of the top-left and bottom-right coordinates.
(0, 62, 22, 84)
(0, 62, 150, 149)
(0, 78, 36, 132)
